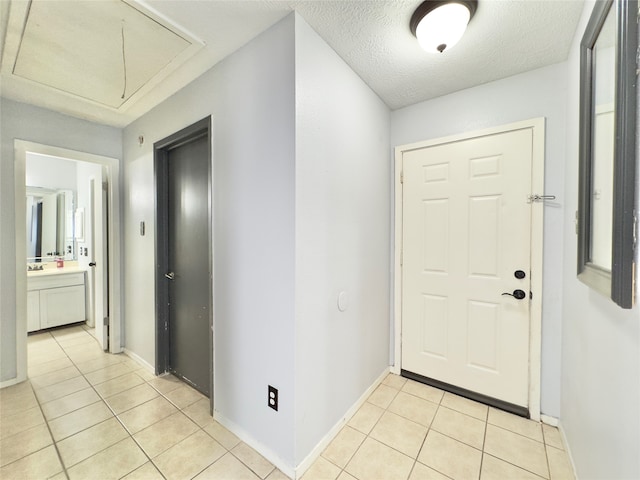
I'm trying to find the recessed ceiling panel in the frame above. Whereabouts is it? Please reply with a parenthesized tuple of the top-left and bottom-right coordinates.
(13, 0, 193, 108)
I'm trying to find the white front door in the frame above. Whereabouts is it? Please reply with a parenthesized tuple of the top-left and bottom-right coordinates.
(401, 128, 533, 408)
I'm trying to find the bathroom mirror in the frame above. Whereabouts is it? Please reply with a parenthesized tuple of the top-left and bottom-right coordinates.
(26, 186, 75, 262)
(578, 0, 637, 308)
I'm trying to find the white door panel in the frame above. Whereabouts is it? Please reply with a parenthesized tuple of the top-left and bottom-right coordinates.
(92, 176, 107, 351)
(402, 129, 533, 407)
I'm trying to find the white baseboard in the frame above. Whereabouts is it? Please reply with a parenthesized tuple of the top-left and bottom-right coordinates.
(213, 367, 391, 480)
(557, 421, 579, 480)
(294, 367, 391, 479)
(0, 376, 22, 389)
(123, 348, 155, 374)
(214, 411, 295, 479)
(540, 414, 559, 426)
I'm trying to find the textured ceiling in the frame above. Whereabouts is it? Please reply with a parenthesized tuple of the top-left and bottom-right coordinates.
(0, 0, 585, 128)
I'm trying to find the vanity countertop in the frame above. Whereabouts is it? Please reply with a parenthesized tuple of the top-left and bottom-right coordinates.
(27, 267, 86, 277)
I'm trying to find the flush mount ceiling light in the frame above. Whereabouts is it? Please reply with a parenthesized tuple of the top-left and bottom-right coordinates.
(410, 0, 478, 53)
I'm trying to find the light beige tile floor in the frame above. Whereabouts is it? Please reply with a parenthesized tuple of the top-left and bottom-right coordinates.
(303, 374, 576, 480)
(0, 324, 575, 480)
(0, 324, 286, 480)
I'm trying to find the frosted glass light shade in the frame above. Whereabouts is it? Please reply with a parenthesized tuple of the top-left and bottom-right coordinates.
(415, 3, 472, 53)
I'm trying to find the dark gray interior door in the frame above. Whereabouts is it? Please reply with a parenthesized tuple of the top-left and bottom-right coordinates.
(166, 133, 210, 396)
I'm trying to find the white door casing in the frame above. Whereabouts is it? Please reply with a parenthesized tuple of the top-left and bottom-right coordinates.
(10, 140, 123, 388)
(393, 119, 545, 419)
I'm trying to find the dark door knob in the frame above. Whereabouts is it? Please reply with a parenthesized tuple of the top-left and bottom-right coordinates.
(502, 289, 526, 300)
(514, 270, 526, 279)
(89, 262, 96, 267)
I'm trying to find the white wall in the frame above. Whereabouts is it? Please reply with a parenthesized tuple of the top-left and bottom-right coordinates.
(123, 13, 392, 471)
(0, 98, 121, 382)
(26, 153, 78, 191)
(123, 15, 297, 468)
(294, 15, 391, 465)
(560, 2, 640, 478)
(390, 62, 568, 417)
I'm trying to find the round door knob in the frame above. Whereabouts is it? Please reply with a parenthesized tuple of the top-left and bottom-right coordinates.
(514, 270, 526, 279)
(502, 289, 526, 300)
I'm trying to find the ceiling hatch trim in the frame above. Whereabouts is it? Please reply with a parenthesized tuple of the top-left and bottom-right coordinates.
(1, 0, 204, 112)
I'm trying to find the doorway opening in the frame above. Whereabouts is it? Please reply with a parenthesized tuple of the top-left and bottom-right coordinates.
(13, 140, 122, 385)
(154, 117, 213, 404)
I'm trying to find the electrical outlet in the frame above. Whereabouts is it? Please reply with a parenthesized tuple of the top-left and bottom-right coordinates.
(268, 385, 278, 411)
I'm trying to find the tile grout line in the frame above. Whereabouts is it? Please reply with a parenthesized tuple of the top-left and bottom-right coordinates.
(95, 373, 232, 478)
(32, 387, 71, 480)
(310, 374, 571, 480)
(97, 392, 165, 479)
(51, 328, 129, 473)
(416, 395, 457, 480)
(24, 326, 271, 480)
(26, 336, 565, 480)
(476, 402, 489, 480)
(67, 351, 169, 478)
(48, 327, 162, 479)
(99, 373, 248, 479)
(482, 424, 552, 478)
(321, 379, 496, 480)
(485, 419, 548, 444)
(541, 423, 554, 480)
(481, 452, 549, 480)
(128, 385, 226, 480)
(326, 380, 452, 480)
(323, 384, 400, 480)
(408, 383, 440, 480)
(29, 331, 71, 480)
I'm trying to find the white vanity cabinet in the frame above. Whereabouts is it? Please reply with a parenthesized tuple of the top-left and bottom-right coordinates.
(27, 290, 41, 332)
(27, 270, 86, 332)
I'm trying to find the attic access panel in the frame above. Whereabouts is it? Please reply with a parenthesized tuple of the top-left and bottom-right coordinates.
(12, 0, 198, 109)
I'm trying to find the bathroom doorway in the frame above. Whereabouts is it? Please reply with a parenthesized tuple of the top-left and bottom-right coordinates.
(13, 140, 123, 383)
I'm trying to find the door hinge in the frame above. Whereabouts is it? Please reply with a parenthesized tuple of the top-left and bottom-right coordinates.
(575, 210, 579, 235)
(400, 171, 404, 184)
(103, 317, 109, 326)
(633, 210, 638, 250)
(400, 249, 403, 266)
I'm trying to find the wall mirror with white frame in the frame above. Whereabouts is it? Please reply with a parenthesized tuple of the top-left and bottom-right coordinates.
(25, 152, 78, 263)
(577, 0, 638, 309)
(26, 186, 75, 262)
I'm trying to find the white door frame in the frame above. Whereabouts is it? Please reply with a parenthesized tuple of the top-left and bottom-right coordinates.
(392, 118, 545, 421)
(12, 140, 123, 385)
